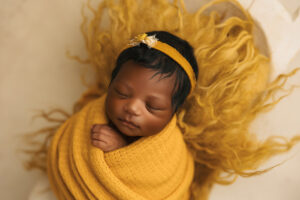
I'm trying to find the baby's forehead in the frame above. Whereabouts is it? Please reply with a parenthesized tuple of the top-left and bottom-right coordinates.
(116, 61, 176, 82)
(113, 63, 176, 95)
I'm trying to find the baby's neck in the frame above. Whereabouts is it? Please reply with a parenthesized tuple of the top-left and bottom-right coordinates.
(123, 135, 141, 144)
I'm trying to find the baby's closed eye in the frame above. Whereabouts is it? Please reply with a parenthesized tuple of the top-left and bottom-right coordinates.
(146, 103, 164, 111)
(114, 88, 129, 98)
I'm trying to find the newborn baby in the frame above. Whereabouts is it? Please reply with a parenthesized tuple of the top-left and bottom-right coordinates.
(90, 31, 198, 152)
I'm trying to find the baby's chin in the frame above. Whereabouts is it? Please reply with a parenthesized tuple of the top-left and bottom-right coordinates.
(114, 124, 143, 144)
(119, 127, 139, 137)
(112, 119, 141, 137)
(107, 115, 158, 137)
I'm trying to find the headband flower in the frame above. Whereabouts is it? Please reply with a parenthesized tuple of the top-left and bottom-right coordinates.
(129, 33, 158, 48)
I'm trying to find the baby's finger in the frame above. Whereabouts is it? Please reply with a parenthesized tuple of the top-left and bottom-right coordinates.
(91, 124, 103, 132)
(91, 139, 107, 149)
(91, 124, 112, 133)
(91, 132, 110, 141)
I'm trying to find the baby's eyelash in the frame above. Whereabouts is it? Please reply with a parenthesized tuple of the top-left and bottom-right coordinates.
(115, 89, 128, 97)
(146, 104, 162, 111)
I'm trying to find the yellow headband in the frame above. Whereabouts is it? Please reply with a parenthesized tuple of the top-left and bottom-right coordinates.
(128, 33, 196, 95)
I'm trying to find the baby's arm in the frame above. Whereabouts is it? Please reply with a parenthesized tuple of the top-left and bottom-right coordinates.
(90, 124, 128, 152)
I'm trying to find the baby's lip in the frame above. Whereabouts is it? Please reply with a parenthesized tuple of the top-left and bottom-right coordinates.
(119, 118, 139, 129)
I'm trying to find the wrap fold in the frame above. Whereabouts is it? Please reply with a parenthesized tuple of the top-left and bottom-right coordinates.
(47, 94, 194, 200)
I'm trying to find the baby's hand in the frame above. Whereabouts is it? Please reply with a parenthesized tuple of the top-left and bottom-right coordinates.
(90, 124, 128, 152)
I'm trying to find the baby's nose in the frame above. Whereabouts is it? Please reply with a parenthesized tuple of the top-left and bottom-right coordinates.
(124, 99, 142, 116)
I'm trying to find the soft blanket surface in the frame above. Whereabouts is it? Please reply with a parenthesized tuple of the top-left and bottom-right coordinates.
(47, 94, 194, 200)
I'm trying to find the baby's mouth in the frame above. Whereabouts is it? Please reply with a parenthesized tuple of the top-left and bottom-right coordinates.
(118, 118, 139, 129)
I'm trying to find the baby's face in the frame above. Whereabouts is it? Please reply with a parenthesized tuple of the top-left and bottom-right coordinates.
(105, 60, 175, 137)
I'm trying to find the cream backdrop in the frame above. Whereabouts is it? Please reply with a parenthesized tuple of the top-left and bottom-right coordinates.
(1, 0, 300, 199)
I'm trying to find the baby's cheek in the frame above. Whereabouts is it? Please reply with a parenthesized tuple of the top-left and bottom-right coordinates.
(142, 118, 166, 136)
(106, 98, 120, 118)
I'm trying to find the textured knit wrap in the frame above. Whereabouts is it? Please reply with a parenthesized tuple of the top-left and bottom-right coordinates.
(47, 94, 195, 200)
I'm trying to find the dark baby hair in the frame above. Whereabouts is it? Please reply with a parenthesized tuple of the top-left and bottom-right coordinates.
(111, 31, 198, 112)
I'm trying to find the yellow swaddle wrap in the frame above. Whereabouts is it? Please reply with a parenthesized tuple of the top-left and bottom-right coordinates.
(47, 94, 194, 200)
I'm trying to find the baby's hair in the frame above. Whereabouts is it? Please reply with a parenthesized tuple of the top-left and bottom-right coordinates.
(110, 31, 198, 112)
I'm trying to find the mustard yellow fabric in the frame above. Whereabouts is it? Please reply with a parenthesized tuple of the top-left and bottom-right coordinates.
(47, 94, 194, 200)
